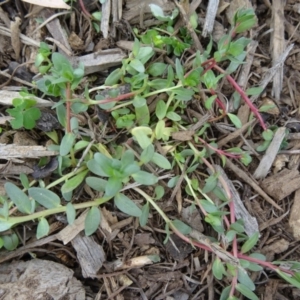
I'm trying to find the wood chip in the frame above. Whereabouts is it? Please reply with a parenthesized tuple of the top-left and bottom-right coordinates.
(10, 17, 22, 61)
(253, 127, 287, 179)
(21, 0, 71, 10)
(290, 191, 300, 237)
(202, 0, 219, 37)
(261, 168, 300, 201)
(271, 0, 286, 100)
(0, 145, 57, 159)
(71, 232, 106, 278)
(101, 0, 111, 39)
(41, 8, 72, 54)
(70, 49, 126, 75)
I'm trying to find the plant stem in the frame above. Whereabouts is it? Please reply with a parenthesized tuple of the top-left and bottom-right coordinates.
(211, 64, 267, 130)
(66, 82, 72, 133)
(7, 196, 112, 228)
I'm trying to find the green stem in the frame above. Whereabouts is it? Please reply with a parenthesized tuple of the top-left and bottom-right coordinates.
(8, 196, 112, 227)
(45, 166, 87, 190)
(66, 82, 72, 133)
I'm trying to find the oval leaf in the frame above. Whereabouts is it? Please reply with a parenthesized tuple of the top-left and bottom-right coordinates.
(5, 182, 32, 214)
(228, 113, 242, 129)
(66, 203, 76, 225)
(114, 193, 142, 217)
(86, 177, 107, 192)
(241, 232, 259, 254)
(139, 202, 149, 227)
(61, 169, 88, 194)
(60, 132, 76, 156)
(36, 217, 50, 239)
(151, 152, 171, 169)
(132, 171, 158, 185)
(85, 207, 101, 236)
(28, 187, 61, 209)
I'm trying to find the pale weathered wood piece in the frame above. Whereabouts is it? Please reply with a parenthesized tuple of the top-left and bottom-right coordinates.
(0, 90, 53, 107)
(250, 44, 294, 104)
(101, 0, 111, 39)
(70, 49, 126, 75)
(271, 0, 286, 100)
(71, 232, 106, 278)
(0, 145, 57, 159)
(289, 188, 300, 240)
(253, 127, 287, 179)
(202, 0, 219, 37)
(41, 8, 72, 53)
(214, 165, 259, 237)
(57, 210, 88, 245)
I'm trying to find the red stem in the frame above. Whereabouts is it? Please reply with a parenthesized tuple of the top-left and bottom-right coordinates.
(92, 91, 137, 105)
(79, 0, 92, 18)
(212, 64, 267, 130)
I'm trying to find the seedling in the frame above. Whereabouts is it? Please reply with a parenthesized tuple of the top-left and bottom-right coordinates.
(1, 7, 297, 300)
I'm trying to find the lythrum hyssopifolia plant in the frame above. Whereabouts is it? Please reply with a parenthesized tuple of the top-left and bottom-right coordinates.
(1, 7, 298, 299)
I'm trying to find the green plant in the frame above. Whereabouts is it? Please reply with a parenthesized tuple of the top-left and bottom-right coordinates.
(6, 91, 41, 129)
(1, 7, 298, 300)
(35, 42, 52, 74)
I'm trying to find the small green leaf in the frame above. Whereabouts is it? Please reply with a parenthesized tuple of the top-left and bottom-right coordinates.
(28, 187, 61, 209)
(212, 257, 225, 280)
(105, 177, 123, 197)
(237, 267, 255, 291)
(61, 169, 88, 194)
(36, 217, 50, 239)
(246, 87, 263, 96)
(130, 59, 145, 73)
(155, 185, 165, 199)
(220, 286, 231, 300)
(204, 95, 217, 109)
(60, 132, 76, 156)
(249, 253, 266, 261)
(202, 174, 218, 193)
(132, 171, 158, 185)
(86, 177, 107, 192)
(175, 58, 184, 81)
(148, 62, 167, 76)
(276, 270, 300, 289)
(115, 193, 142, 217)
(155, 100, 167, 120)
(3, 233, 19, 250)
(66, 203, 76, 225)
(139, 202, 149, 226)
(140, 144, 155, 164)
(5, 182, 32, 214)
(230, 220, 245, 233)
(131, 126, 153, 149)
(151, 152, 171, 169)
(236, 283, 258, 300)
(20, 173, 29, 189)
(171, 219, 191, 235)
(228, 113, 242, 128)
(262, 129, 274, 141)
(85, 207, 101, 236)
(0, 218, 16, 232)
(92, 11, 102, 21)
(241, 232, 259, 254)
(166, 111, 181, 121)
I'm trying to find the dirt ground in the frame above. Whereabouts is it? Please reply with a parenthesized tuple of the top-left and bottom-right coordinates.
(1, 0, 300, 299)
